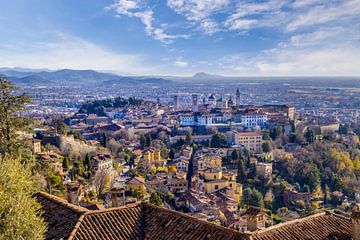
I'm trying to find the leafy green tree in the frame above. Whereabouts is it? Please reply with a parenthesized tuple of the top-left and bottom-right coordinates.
(149, 192, 163, 206)
(0, 157, 46, 239)
(262, 141, 272, 153)
(210, 133, 227, 148)
(161, 145, 169, 159)
(262, 130, 271, 141)
(242, 187, 252, 207)
(0, 78, 31, 157)
(250, 188, 264, 208)
(236, 159, 246, 184)
(55, 122, 68, 135)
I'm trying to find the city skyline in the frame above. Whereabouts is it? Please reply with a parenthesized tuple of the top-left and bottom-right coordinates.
(1, 0, 360, 76)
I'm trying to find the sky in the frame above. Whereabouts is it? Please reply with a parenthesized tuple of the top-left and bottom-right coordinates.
(0, 0, 360, 76)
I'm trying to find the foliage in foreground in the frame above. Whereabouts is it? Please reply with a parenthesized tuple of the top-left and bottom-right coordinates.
(0, 157, 46, 240)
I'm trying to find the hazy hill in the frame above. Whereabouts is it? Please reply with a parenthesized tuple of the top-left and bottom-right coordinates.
(0, 68, 172, 85)
(193, 72, 223, 79)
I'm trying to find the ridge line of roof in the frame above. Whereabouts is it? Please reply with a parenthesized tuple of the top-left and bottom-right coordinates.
(145, 203, 246, 237)
(253, 211, 331, 235)
(37, 192, 89, 214)
(68, 214, 85, 240)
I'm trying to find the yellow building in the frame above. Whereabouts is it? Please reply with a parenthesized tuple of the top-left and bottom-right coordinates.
(32, 139, 42, 154)
(197, 155, 222, 171)
(143, 148, 163, 166)
(125, 176, 146, 191)
(198, 168, 242, 203)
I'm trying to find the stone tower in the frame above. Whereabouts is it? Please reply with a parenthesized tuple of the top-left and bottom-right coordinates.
(236, 88, 240, 107)
(174, 95, 179, 110)
(192, 94, 198, 112)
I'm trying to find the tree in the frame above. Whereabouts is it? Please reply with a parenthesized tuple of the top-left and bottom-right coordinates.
(62, 157, 69, 171)
(94, 170, 110, 201)
(338, 124, 350, 135)
(149, 192, 163, 206)
(250, 188, 264, 208)
(231, 149, 239, 161)
(83, 153, 92, 171)
(0, 78, 31, 157)
(185, 131, 192, 145)
(210, 133, 227, 148)
(262, 130, 271, 141)
(140, 135, 147, 149)
(145, 134, 152, 148)
(270, 127, 281, 140)
(100, 134, 107, 148)
(236, 159, 246, 184)
(304, 129, 314, 144)
(262, 141, 272, 153)
(242, 187, 252, 207)
(55, 122, 68, 135)
(0, 157, 46, 239)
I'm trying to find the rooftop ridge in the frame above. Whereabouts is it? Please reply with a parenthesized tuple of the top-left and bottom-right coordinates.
(145, 203, 245, 237)
(68, 214, 85, 240)
(253, 211, 333, 235)
(82, 202, 144, 215)
(37, 191, 89, 214)
(254, 212, 326, 235)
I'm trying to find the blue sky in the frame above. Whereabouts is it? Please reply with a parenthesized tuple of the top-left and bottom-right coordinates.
(0, 0, 360, 76)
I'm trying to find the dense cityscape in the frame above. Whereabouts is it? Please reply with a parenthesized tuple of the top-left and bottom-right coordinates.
(1, 0, 360, 239)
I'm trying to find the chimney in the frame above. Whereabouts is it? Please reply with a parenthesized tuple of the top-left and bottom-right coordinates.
(352, 209, 360, 240)
(65, 181, 82, 205)
(110, 186, 126, 207)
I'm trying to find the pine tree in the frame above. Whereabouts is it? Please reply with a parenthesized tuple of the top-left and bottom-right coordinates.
(237, 159, 246, 184)
(62, 157, 69, 171)
(0, 78, 31, 157)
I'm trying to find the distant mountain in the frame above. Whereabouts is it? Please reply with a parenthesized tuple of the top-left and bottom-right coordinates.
(193, 72, 223, 78)
(103, 77, 172, 86)
(14, 75, 52, 84)
(0, 68, 172, 85)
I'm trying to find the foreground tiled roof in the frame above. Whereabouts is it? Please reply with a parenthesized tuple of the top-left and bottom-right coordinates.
(36, 192, 88, 240)
(251, 211, 352, 240)
(37, 192, 246, 240)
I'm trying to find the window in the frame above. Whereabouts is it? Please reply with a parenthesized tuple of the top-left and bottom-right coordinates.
(215, 185, 219, 190)
(214, 175, 217, 179)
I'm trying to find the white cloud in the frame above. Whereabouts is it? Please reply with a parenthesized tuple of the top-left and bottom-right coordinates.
(289, 27, 345, 46)
(224, 0, 288, 31)
(287, 0, 360, 31)
(291, 0, 326, 9)
(107, 0, 189, 43)
(167, 0, 229, 22)
(174, 60, 189, 67)
(217, 24, 360, 76)
(0, 32, 148, 74)
(199, 19, 220, 35)
(225, 19, 257, 30)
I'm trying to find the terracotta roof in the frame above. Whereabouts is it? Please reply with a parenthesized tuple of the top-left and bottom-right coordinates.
(252, 211, 352, 240)
(38, 192, 246, 240)
(36, 192, 88, 240)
